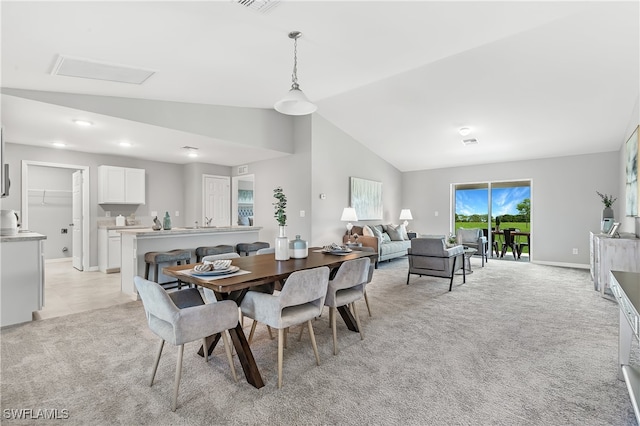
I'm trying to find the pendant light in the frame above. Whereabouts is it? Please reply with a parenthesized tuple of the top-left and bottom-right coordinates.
(274, 31, 317, 116)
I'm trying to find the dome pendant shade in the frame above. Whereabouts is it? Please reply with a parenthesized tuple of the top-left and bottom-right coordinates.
(274, 31, 316, 116)
(274, 87, 317, 115)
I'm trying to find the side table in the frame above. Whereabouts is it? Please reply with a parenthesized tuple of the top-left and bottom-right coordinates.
(462, 246, 477, 274)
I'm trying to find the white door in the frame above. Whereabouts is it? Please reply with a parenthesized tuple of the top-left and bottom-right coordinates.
(72, 171, 83, 271)
(203, 175, 230, 227)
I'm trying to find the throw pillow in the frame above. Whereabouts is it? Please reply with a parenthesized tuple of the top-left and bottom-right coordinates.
(381, 232, 391, 243)
(371, 225, 384, 240)
(238, 215, 249, 226)
(386, 224, 405, 241)
(363, 225, 374, 237)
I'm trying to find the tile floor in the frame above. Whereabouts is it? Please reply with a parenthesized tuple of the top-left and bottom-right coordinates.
(33, 260, 133, 321)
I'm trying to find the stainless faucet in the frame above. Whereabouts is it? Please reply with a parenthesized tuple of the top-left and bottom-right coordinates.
(205, 216, 212, 226)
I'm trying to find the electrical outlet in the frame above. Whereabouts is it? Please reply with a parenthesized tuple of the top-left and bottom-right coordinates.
(434, 211, 439, 217)
(105, 211, 111, 217)
(300, 210, 305, 217)
(572, 248, 578, 255)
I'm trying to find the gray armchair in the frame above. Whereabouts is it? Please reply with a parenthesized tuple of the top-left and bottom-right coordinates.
(456, 228, 488, 266)
(407, 237, 465, 291)
(134, 276, 239, 411)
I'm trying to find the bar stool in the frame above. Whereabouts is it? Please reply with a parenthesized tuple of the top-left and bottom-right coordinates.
(144, 249, 192, 290)
(235, 242, 270, 256)
(195, 245, 234, 262)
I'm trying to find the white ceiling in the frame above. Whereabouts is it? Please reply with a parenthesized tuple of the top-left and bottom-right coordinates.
(1, 1, 638, 171)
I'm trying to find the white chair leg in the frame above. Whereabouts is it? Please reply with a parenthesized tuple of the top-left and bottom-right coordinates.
(150, 340, 164, 386)
(220, 331, 238, 382)
(364, 290, 372, 317)
(202, 337, 209, 363)
(278, 328, 284, 389)
(352, 302, 364, 340)
(331, 307, 338, 355)
(307, 320, 320, 366)
(172, 345, 184, 412)
(248, 320, 258, 344)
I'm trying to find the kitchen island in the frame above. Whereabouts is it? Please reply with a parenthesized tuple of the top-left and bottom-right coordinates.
(1, 232, 46, 327)
(118, 226, 262, 298)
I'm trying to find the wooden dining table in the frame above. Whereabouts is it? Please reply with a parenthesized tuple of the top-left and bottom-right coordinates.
(162, 248, 377, 389)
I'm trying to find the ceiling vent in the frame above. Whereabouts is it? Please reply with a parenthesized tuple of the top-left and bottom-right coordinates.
(51, 55, 155, 85)
(234, 0, 280, 14)
(462, 138, 479, 146)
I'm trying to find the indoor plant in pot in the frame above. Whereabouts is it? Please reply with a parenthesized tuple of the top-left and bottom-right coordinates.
(273, 186, 289, 260)
(596, 191, 617, 220)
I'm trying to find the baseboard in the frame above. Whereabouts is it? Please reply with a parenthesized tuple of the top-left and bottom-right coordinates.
(533, 260, 590, 269)
(45, 258, 72, 264)
(86, 266, 99, 272)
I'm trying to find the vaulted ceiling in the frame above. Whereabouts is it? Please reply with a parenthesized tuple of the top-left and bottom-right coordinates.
(1, 1, 638, 171)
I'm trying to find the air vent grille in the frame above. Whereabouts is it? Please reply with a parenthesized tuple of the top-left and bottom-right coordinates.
(51, 55, 155, 85)
(234, 0, 280, 14)
(462, 138, 479, 146)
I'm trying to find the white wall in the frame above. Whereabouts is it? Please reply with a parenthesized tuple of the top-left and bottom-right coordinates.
(402, 152, 619, 266)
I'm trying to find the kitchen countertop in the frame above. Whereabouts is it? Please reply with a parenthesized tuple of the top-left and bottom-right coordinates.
(98, 225, 149, 230)
(0, 231, 47, 242)
(117, 226, 262, 237)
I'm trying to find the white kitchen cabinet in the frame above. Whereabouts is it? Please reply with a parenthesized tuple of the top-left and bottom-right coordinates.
(98, 228, 121, 273)
(98, 165, 145, 204)
(1, 233, 46, 326)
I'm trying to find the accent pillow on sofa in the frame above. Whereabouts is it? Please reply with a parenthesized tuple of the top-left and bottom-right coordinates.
(371, 225, 384, 240)
(386, 224, 405, 241)
(363, 225, 374, 237)
(381, 232, 391, 242)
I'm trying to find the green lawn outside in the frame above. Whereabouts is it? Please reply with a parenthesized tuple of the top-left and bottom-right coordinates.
(455, 221, 530, 254)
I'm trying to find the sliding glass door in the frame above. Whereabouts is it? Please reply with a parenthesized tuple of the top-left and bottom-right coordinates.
(454, 180, 531, 258)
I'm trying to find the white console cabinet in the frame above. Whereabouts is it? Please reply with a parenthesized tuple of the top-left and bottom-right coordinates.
(590, 231, 640, 296)
(98, 165, 145, 204)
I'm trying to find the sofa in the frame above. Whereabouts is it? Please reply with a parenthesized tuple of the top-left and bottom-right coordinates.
(343, 224, 412, 268)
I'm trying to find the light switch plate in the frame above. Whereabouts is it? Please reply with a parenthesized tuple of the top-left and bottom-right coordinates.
(175, 211, 180, 217)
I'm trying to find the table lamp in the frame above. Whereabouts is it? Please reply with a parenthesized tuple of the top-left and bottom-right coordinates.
(399, 209, 413, 228)
(341, 207, 358, 242)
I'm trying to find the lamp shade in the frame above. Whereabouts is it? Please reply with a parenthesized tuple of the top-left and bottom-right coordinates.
(341, 207, 358, 222)
(399, 209, 413, 221)
(274, 88, 317, 116)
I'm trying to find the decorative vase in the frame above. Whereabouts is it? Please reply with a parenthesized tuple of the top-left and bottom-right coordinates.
(602, 207, 614, 220)
(275, 225, 290, 261)
(289, 235, 308, 259)
(163, 211, 172, 230)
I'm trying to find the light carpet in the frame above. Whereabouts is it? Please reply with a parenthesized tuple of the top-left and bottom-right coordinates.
(1, 257, 637, 425)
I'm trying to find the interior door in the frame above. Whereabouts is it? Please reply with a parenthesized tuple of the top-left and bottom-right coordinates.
(72, 170, 83, 270)
(203, 175, 230, 227)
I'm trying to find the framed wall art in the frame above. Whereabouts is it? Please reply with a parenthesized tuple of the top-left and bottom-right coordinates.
(350, 177, 383, 220)
(625, 125, 639, 217)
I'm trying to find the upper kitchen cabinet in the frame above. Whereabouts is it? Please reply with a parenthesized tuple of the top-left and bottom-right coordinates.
(98, 165, 145, 204)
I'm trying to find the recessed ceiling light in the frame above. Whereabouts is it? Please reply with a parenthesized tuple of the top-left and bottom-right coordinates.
(52, 142, 66, 148)
(119, 141, 132, 147)
(73, 119, 93, 127)
(459, 127, 471, 136)
(183, 146, 199, 158)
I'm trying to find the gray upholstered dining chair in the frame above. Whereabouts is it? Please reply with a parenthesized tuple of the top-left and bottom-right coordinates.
(134, 276, 238, 411)
(239, 266, 330, 388)
(407, 237, 465, 291)
(350, 246, 376, 317)
(256, 247, 275, 255)
(324, 257, 370, 355)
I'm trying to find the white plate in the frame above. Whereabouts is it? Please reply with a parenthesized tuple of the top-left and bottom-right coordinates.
(190, 266, 240, 276)
(322, 249, 352, 255)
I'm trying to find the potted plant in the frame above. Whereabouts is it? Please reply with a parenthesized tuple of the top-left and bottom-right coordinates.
(273, 187, 289, 260)
(596, 191, 617, 220)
